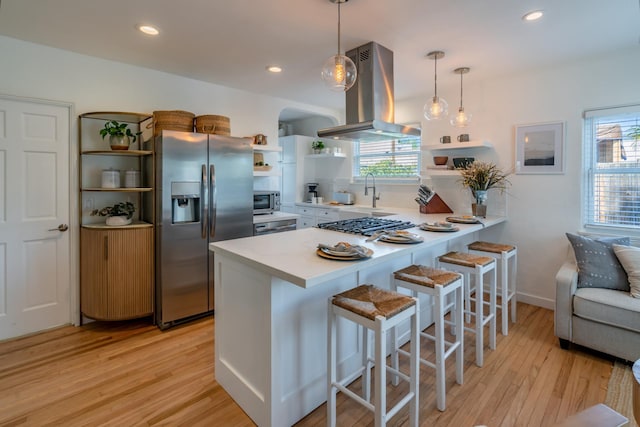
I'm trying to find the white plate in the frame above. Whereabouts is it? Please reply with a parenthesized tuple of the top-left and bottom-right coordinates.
(446, 216, 481, 224)
(419, 224, 460, 232)
(320, 247, 364, 257)
(379, 233, 423, 243)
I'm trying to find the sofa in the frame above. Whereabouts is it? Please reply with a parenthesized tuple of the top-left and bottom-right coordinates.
(555, 234, 640, 362)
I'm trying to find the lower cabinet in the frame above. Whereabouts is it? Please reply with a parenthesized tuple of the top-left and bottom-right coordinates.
(295, 206, 339, 228)
(80, 226, 154, 321)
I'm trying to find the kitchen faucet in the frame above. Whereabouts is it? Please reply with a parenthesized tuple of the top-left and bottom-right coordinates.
(364, 173, 380, 208)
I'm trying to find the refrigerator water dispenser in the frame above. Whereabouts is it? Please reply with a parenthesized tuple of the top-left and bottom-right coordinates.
(171, 182, 200, 224)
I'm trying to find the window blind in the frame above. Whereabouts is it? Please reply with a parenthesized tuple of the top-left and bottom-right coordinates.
(583, 105, 640, 229)
(353, 137, 421, 177)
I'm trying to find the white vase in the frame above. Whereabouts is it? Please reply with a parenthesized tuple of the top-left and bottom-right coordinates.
(106, 216, 132, 226)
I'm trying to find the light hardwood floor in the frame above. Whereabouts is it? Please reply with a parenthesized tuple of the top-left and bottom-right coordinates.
(0, 303, 613, 426)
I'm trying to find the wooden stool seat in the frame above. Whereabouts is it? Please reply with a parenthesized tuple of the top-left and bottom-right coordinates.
(468, 240, 518, 336)
(438, 251, 494, 268)
(393, 265, 461, 288)
(392, 265, 464, 411)
(332, 284, 416, 321)
(328, 285, 419, 427)
(468, 241, 516, 254)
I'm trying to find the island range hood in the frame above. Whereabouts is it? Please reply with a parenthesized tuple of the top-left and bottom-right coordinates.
(317, 42, 421, 142)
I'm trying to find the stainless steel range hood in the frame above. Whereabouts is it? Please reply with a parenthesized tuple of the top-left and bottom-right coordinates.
(317, 42, 421, 142)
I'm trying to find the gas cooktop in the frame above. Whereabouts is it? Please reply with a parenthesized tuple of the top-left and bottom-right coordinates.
(316, 217, 416, 236)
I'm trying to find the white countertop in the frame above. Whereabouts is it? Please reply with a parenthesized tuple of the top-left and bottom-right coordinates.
(253, 211, 300, 224)
(212, 210, 506, 288)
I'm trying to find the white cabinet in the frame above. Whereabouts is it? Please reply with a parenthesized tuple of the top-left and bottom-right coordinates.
(295, 205, 339, 228)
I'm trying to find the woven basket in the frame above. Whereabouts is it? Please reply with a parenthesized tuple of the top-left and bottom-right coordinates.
(195, 115, 230, 136)
(153, 110, 195, 136)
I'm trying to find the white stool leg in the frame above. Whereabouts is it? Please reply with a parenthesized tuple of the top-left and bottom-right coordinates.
(501, 253, 509, 335)
(363, 326, 371, 402)
(390, 278, 400, 387)
(464, 271, 472, 324)
(489, 266, 497, 350)
(327, 302, 337, 427)
(409, 302, 419, 427)
(511, 251, 517, 323)
(455, 284, 464, 386)
(434, 285, 445, 411)
(374, 319, 386, 427)
(475, 265, 484, 367)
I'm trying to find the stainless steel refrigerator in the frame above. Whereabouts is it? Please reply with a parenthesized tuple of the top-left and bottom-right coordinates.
(154, 130, 253, 329)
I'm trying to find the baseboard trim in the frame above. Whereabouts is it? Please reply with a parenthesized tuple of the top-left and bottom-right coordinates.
(517, 292, 555, 310)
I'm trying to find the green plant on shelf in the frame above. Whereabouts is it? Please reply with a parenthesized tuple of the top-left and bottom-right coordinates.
(91, 202, 135, 219)
(99, 120, 142, 143)
(311, 140, 325, 150)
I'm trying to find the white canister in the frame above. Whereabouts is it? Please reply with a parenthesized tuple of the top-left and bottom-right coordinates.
(124, 170, 141, 188)
(101, 169, 120, 188)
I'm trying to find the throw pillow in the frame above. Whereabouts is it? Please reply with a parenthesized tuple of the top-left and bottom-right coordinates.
(565, 233, 630, 290)
(612, 244, 640, 298)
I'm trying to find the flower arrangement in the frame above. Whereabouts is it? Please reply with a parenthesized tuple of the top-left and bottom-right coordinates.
(458, 161, 510, 193)
(91, 201, 135, 219)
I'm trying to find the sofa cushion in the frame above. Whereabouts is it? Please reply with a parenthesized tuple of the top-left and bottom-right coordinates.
(573, 287, 640, 333)
(612, 244, 640, 298)
(566, 233, 630, 291)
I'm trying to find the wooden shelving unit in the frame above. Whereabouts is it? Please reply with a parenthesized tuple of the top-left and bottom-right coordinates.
(78, 111, 155, 322)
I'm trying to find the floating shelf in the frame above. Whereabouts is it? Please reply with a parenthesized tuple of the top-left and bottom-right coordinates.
(422, 140, 493, 151)
(305, 153, 347, 159)
(254, 170, 281, 177)
(251, 144, 282, 152)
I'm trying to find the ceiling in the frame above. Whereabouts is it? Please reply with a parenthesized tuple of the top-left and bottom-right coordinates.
(0, 0, 638, 115)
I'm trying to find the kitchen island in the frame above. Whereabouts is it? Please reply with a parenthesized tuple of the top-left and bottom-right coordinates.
(209, 210, 506, 426)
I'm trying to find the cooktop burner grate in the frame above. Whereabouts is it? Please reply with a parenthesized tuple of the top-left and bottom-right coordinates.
(316, 217, 416, 236)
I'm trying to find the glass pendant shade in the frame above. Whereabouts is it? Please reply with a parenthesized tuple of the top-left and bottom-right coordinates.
(424, 95, 449, 121)
(322, 0, 357, 92)
(423, 50, 448, 121)
(450, 67, 472, 127)
(321, 54, 357, 91)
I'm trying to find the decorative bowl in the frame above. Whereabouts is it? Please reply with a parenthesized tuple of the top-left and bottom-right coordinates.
(433, 156, 448, 166)
(452, 157, 475, 168)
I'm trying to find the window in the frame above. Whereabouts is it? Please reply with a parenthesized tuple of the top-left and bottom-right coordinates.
(583, 105, 640, 229)
(353, 137, 421, 178)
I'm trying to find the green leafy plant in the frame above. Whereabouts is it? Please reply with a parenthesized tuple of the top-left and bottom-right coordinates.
(311, 140, 325, 150)
(91, 202, 135, 219)
(99, 120, 142, 143)
(458, 161, 511, 192)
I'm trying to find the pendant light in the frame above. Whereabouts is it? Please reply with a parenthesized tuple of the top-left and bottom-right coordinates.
(450, 67, 472, 127)
(423, 50, 448, 120)
(321, 0, 357, 92)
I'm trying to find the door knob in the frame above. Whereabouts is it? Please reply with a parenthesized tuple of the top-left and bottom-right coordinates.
(48, 224, 69, 232)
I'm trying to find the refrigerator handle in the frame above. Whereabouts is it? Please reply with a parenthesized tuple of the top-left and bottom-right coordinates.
(210, 164, 216, 238)
(201, 164, 207, 239)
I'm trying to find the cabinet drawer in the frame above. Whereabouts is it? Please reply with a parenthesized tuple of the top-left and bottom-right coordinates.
(298, 215, 316, 229)
(316, 209, 339, 220)
(296, 206, 315, 216)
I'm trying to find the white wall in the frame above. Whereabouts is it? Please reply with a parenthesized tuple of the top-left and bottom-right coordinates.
(3, 33, 640, 310)
(396, 46, 640, 308)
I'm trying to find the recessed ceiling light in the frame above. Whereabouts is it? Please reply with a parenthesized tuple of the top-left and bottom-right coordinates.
(138, 25, 159, 36)
(266, 65, 283, 73)
(522, 10, 543, 21)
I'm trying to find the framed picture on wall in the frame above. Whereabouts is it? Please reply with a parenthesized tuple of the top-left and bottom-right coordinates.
(515, 121, 565, 174)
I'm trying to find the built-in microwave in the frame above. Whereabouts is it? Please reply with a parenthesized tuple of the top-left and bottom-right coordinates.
(253, 191, 280, 215)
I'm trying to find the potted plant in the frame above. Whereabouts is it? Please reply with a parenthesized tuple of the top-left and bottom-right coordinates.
(458, 161, 510, 217)
(91, 201, 136, 226)
(311, 140, 325, 154)
(100, 120, 142, 151)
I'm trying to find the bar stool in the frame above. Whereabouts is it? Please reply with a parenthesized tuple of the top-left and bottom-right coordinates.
(468, 241, 517, 336)
(436, 251, 496, 367)
(391, 265, 464, 411)
(327, 284, 419, 427)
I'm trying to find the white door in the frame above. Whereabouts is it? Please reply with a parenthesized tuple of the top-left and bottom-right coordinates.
(0, 96, 71, 340)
